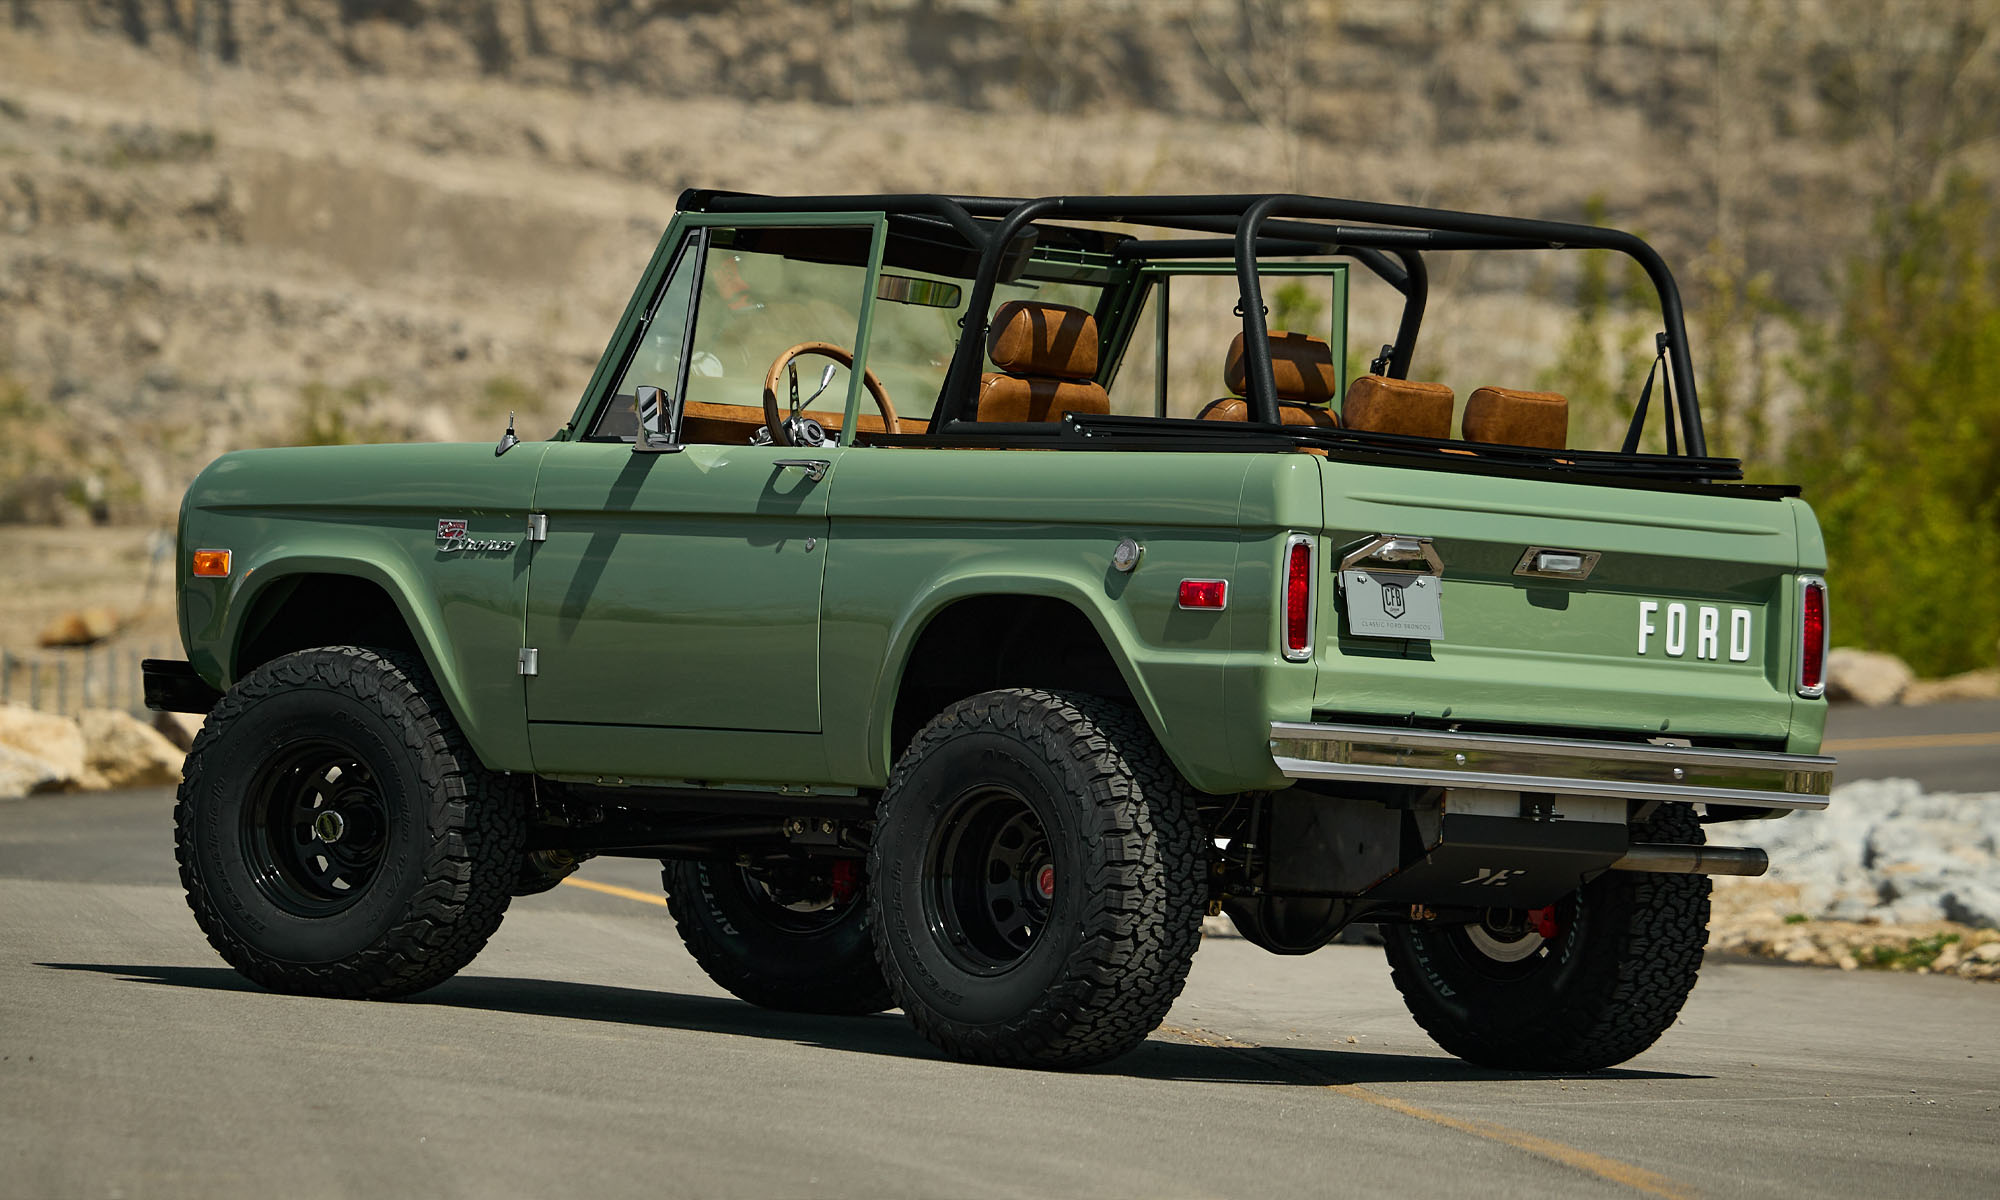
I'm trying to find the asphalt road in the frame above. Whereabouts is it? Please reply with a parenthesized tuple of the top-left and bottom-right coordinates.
(3, 789, 1997, 1200)
(1822, 698, 2000, 793)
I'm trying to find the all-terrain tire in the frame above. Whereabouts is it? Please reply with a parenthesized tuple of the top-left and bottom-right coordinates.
(663, 859, 893, 1015)
(174, 646, 526, 999)
(1382, 802, 1711, 1072)
(870, 688, 1207, 1069)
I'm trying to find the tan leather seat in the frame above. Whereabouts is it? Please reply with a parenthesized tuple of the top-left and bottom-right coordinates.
(1198, 332, 1341, 428)
(1462, 385, 1568, 449)
(976, 301, 1111, 422)
(1343, 374, 1454, 440)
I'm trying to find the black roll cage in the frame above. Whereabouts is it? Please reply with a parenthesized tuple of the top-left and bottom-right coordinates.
(683, 190, 1706, 458)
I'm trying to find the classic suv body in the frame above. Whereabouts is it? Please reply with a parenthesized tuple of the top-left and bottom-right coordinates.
(177, 437, 1824, 797)
(156, 189, 1835, 1073)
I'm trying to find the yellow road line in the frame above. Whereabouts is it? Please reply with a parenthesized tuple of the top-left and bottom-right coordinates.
(560, 876, 669, 907)
(1330, 1088, 1697, 1199)
(1160, 1025, 1696, 1200)
(1822, 730, 2000, 752)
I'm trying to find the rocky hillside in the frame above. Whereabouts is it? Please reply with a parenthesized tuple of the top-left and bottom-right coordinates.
(1, 0, 1993, 521)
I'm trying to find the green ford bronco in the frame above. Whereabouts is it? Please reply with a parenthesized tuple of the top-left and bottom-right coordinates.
(146, 190, 1835, 1071)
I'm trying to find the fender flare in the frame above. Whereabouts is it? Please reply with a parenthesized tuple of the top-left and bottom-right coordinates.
(865, 571, 1186, 781)
(221, 553, 497, 765)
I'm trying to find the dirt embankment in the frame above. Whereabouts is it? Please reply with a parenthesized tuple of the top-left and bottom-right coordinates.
(1, 0, 1988, 524)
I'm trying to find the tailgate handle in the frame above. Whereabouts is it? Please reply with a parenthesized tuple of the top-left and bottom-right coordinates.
(1513, 546, 1602, 581)
(1340, 534, 1442, 576)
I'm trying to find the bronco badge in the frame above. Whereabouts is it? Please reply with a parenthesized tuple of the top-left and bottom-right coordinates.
(436, 518, 516, 554)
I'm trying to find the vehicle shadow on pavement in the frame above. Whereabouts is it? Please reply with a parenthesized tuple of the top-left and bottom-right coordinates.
(1118, 1038, 1702, 1087)
(38, 962, 1703, 1087)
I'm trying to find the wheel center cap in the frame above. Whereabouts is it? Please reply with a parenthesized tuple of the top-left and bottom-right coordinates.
(1035, 864, 1055, 900)
(313, 810, 347, 844)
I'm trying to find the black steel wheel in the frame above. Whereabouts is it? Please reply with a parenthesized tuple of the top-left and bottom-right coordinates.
(664, 857, 892, 1015)
(1382, 803, 1711, 1072)
(239, 740, 392, 917)
(871, 688, 1207, 1069)
(175, 646, 525, 999)
(926, 786, 1058, 974)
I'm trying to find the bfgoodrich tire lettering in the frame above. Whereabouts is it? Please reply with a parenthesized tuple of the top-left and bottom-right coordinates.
(1382, 802, 1711, 1072)
(870, 688, 1207, 1069)
(174, 647, 525, 998)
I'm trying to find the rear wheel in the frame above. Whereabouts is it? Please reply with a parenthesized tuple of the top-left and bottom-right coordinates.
(870, 689, 1207, 1069)
(174, 647, 525, 998)
(663, 857, 893, 1015)
(1382, 802, 1711, 1072)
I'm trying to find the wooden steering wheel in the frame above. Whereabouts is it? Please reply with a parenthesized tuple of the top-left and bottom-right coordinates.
(762, 342, 900, 446)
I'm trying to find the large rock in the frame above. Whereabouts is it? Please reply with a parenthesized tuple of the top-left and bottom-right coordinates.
(1824, 647, 1913, 706)
(36, 608, 121, 648)
(0, 744, 66, 799)
(76, 709, 184, 790)
(1902, 669, 2000, 705)
(0, 703, 85, 785)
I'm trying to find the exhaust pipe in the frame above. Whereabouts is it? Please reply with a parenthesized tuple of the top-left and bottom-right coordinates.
(1609, 843, 1769, 877)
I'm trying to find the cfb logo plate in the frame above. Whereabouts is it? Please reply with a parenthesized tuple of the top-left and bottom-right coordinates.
(1637, 601, 1753, 662)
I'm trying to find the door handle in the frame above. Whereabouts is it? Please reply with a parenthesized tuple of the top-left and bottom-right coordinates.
(774, 459, 831, 482)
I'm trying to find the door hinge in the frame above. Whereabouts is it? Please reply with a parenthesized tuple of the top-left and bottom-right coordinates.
(527, 513, 548, 542)
(518, 648, 540, 676)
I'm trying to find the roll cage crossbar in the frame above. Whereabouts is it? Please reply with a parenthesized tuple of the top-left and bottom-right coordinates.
(684, 191, 1706, 458)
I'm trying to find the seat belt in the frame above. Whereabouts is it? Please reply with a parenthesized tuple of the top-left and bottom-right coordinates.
(1621, 332, 1676, 456)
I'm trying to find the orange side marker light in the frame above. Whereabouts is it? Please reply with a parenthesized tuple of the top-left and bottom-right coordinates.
(192, 549, 232, 578)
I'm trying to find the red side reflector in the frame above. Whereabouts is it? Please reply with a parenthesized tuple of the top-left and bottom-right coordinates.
(1177, 579, 1227, 610)
(1284, 539, 1313, 657)
(1799, 578, 1827, 695)
(191, 549, 231, 578)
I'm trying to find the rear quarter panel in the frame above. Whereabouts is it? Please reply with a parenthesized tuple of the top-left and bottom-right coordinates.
(821, 447, 1323, 793)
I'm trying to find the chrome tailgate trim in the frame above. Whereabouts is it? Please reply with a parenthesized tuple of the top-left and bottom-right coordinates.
(1270, 721, 1834, 811)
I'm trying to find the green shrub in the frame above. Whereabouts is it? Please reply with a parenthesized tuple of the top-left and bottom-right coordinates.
(1784, 175, 2000, 676)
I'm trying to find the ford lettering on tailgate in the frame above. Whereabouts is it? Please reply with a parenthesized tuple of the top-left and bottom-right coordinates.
(1638, 600, 1754, 661)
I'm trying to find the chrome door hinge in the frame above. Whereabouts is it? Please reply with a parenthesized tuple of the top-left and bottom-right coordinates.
(526, 513, 548, 542)
(518, 648, 540, 676)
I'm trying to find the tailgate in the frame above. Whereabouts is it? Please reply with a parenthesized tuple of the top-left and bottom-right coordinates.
(1312, 461, 1808, 743)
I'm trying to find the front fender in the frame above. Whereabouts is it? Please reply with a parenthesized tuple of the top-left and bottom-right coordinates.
(215, 546, 532, 774)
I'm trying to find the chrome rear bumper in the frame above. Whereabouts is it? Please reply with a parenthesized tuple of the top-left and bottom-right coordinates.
(1269, 722, 1833, 811)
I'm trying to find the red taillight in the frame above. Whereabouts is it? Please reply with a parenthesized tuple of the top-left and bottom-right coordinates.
(1283, 538, 1313, 660)
(1177, 579, 1228, 610)
(1799, 577, 1828, 696)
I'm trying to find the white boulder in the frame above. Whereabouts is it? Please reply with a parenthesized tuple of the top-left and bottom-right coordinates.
(1823, 648, 1913, 706)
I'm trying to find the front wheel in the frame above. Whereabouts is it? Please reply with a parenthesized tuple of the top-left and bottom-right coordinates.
(174, 647, 525, 999)
(870, 689, 1207, 1069)
(1382, 803, 1711, 1072)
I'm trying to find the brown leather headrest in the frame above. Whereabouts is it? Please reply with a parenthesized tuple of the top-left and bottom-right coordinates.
(1198, 397, 1340, 429)
(1343, 374, 1455, 440)
(1224, 332, 1340, 404)
(1462, 386, 1568, 449)
(987, 301, 1098, 380)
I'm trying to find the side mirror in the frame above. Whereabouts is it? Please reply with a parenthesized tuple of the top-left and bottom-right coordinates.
(632, 385, 682, 454)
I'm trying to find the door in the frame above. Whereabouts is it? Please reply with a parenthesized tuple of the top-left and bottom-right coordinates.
(522, 215, 882, 777)
(523, 441, 835, 735)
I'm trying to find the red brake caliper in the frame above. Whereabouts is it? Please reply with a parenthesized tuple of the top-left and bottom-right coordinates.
(1527, 905, 1559, 940)
(829, 859, 860, 904)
